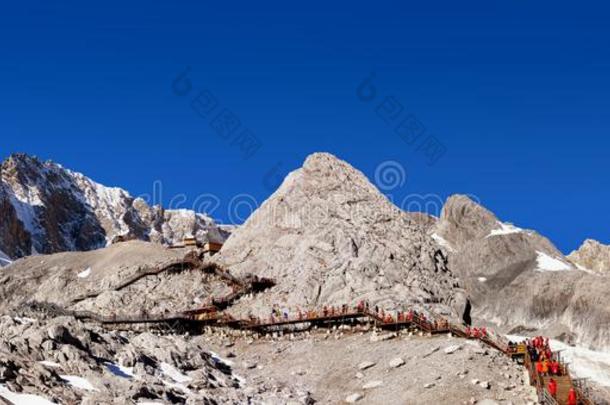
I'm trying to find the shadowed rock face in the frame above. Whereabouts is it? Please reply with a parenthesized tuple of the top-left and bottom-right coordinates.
(433, 195, 610, 351)
(0, 154, 229, 264)
(217, 152, 469, 320)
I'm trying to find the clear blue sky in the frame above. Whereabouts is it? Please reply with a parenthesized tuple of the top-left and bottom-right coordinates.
(1, 1, 609, 253)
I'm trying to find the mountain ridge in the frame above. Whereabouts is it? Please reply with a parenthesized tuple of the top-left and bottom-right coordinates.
(0, 153, 228, 264)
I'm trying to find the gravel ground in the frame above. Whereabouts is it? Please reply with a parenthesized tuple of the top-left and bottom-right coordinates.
(202, 328, 539, 405)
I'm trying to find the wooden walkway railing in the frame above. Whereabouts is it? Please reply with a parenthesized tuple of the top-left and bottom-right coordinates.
(24, 258, 599, 405)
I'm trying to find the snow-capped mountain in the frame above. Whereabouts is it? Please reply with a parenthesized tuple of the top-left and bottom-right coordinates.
(0, 153, 229, 265)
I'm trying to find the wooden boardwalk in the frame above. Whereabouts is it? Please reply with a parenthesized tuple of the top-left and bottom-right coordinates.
(25, 256, 597, 405)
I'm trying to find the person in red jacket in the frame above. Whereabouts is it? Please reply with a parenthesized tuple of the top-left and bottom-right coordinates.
(548, 378, 557, 398)
(550, 360, 560, 376)
(567, 387, 577, 405)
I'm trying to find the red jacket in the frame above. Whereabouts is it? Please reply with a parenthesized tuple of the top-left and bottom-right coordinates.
(548, 380, 557, 396)
(567, 388, 577, 405)
(550, 362, 560, 375)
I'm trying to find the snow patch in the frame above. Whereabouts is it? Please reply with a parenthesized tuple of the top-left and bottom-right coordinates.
(431, 233, 455, 252)
(60, 375, 99, 391)
(106, 362, 135, 379)
(38, 361, 61, 368)
(210, 351, 234, 367)
(535, 251, 572, 272)
(13, 316, 36, 324)
(77, 267, 91, 278)
(0, 250, 12, 267)
(477, 277, 487, 283)
(487, 221, 522, 237)
(0, 384, 56, 405)
(160, 362, 191, 383)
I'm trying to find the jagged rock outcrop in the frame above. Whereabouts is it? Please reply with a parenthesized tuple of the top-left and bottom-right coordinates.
(0, 315, 291, 404)
(433, 195, 610, 351)
(568, 239, 610, 274)
(216, 152, 468, 320)
(0, 153, 229, 265)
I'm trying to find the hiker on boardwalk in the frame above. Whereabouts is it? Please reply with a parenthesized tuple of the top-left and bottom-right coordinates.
(536, 360, 543, 375)
(541, 359, 549, 376)
(550, 359, 560, 376)
(567, 387, 577, 405)
(548, 378, 557, 398)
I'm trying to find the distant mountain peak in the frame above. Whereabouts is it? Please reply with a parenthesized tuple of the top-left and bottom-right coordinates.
(568, 239, 610, 274)
(0, 153, 229, 264)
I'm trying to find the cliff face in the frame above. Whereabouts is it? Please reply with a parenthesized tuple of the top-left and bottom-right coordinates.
(0, 154, 228, 264)
(217, 153, 469, 321)
(433, 195, 610, 351)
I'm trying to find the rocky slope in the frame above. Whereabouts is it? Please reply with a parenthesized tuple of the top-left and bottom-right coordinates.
(568, 239, 610, 274)
(0, 153, 229, 265)
(432, 195, 610, 351)
(0, 314, 301, 404)
(217, 153, 469, 321)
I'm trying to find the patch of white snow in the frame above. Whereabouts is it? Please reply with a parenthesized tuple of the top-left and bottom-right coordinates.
(487, 221, 522, 238)
(209, 351, 235, 367)
(477, 277, 487, 283)
(38, 361, 61, 368)
(0, 384, 56, 405)
(106, 362, 135, 379)
(431, 233, 455, 252)
(0, 250, 12, 267)
(59, 375, 99, 391)
(160, 362, 191, 383)
(77, 267, 91, 278)
(13, 316, 36, 324)
(535, 251, 572, 272)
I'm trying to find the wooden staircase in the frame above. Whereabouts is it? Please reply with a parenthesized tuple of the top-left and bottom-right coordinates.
(541, 375, 573, 405)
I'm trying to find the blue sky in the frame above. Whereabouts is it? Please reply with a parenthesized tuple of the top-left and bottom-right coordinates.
(1, 1, 609, 253)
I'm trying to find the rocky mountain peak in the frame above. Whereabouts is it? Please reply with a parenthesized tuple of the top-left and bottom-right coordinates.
(219, 152, 469, 321)
(568, 239, 610, 274)
(435, 194, 499, 250)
